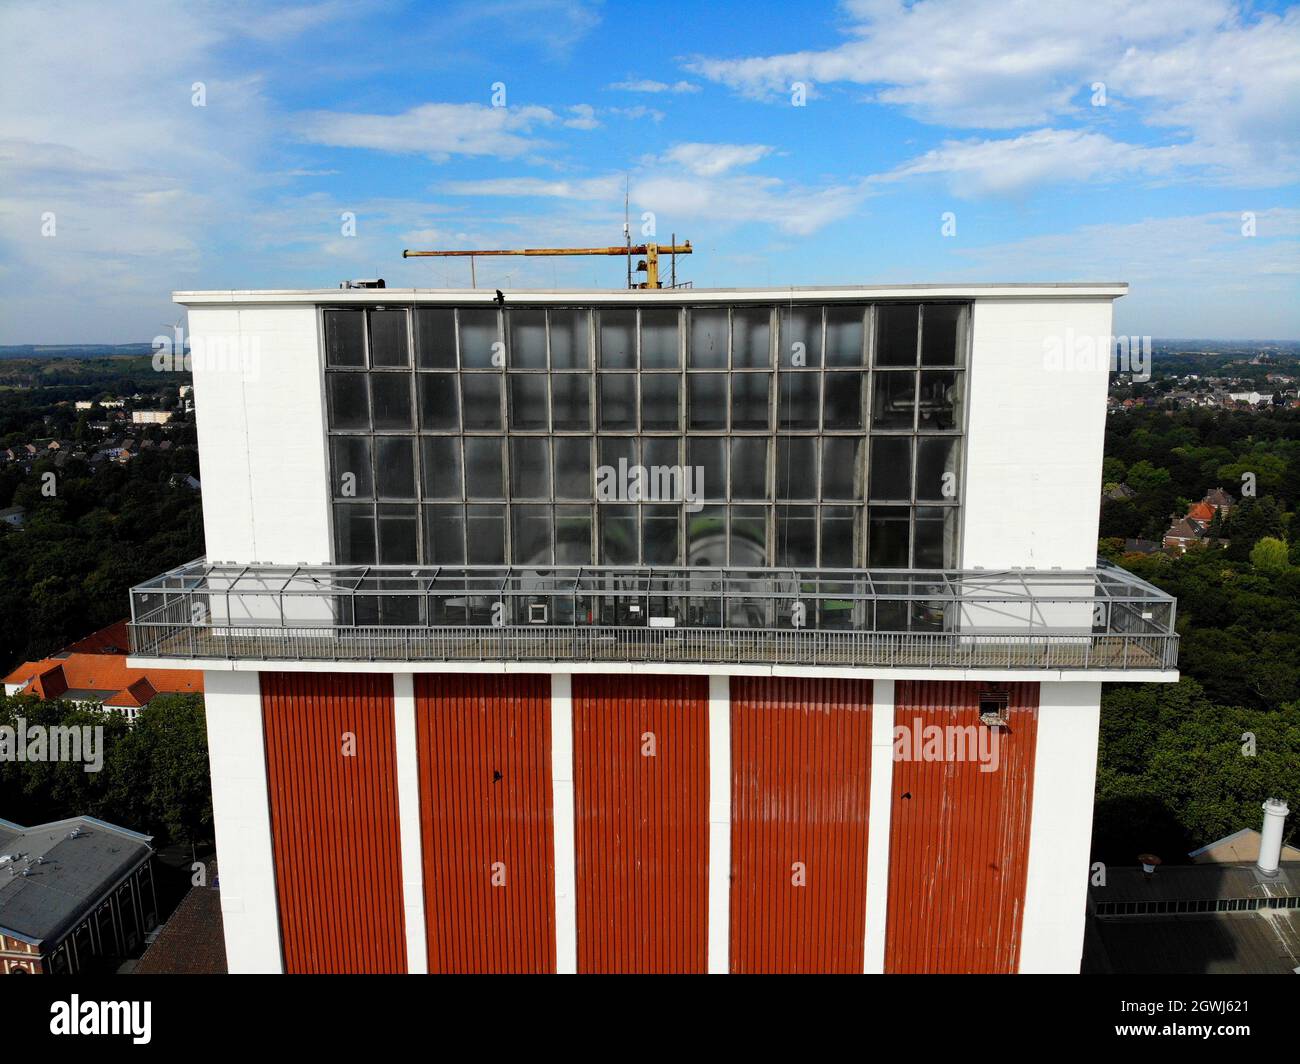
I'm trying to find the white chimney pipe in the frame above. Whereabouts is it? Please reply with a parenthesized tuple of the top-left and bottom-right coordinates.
(1256, 797, 1289, 877)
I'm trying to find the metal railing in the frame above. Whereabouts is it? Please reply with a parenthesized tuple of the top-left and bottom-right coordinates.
(128, 559, 1179, 671)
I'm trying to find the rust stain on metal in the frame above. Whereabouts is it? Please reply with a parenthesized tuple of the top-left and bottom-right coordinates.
(415, 673, 556, 973)
(572, 675, 710, 973)
(885, 680, 1039, 973)
(729, 676, 873, 974)
(261, 671, 406, 974)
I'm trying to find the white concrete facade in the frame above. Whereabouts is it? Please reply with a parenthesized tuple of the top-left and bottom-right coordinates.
(391, 673, 427, 974)
(1019, 680, 1103, 973)
(202, 669, 283, 974)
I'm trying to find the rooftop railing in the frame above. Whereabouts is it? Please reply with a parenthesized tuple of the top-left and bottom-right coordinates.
(128, 560, 1178, 671)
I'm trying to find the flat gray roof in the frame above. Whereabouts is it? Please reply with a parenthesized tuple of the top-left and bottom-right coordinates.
(0, 816, 153, 946)
(174, 281, 1129, 306)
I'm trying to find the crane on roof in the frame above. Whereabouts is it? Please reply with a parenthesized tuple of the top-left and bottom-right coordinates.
(402, 235, 693, 290)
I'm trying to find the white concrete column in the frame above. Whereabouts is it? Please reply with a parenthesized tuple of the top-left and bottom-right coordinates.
(203, 669, 283, 973)
(863, 678, 895, 973)
(392, 673, 428, 973)
(550, 673, 577, 974)
(1019, 681, 1102, 973)
(707, 674, 731, 974)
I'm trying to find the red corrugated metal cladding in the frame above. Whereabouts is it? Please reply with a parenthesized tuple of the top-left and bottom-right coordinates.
(261, 671, 406, 974)
(729, 676, 873, 974)
(415, 673, 556, 973)
(572, 675, 709, 973)
(885, 680, 1039, 974)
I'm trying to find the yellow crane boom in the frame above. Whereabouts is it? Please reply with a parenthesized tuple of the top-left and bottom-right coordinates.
(402, 241, 692, 289)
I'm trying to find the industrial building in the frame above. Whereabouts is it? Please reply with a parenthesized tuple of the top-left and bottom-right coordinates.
(127, 282, 1179, 973)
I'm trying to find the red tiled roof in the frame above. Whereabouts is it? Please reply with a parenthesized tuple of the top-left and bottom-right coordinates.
(3, 620, 202, 709)
(1187, 501, 1216, 522)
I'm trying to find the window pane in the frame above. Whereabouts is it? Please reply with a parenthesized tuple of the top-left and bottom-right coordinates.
(868, 506, 910, 567)
(641, 308, 680, 369)
(416, 308, 457, 368)
(875, 304, 919, 367)
(333, 503, 375, 563)
(916, 436, 959, 501)
(421, 437, 462, 499)
(508, 307, 547, 369)
(778, 371, 819, 429)
(550, 308, 590, 369)
(733, 307, 771, 368)
(776, 436, 816, 499)
(551, 374, 591, 430)
(825, 306, 865, 367)
(324, 310, 366, 367)
(779, 306, 821, 367)
(600, 504, 638, 564)
(510, 437, 551, 499)
(686, 505, 725, 566)
(458, 308, 501, 368)
(869, 436, 912, 500)
(822, 437, 864, 500)
(555, 504, 592, 563)
(688, 308, 728, 368)
(640, 374, 679, 430)
(330, 436, 372, 499)
(327, 374, 369, 429)
(598, 436, 638, 492)
(731, 373, 770, 430)
(417, 373, 459, 430)
(921, 304, 964, 366)
(512, 505, 553, 564)
(369, 309, 409, 367)
(776, 505, 817, 566)
(643, 505, 679, 564)
(599, 308, 636, 368)
(554, 437, 592, 499)
(687, 437, 725, 500)
(464, 437, 504, 498)
(919, 370, 962, 430)
(820, 505, 859, 567)
(599, 375, 636, 429)
(730, 437, 768, 499)
(871, 371, 915, 429)
(730, 505, 767, 566)
(423, 504, 465, 564)
(509, 375, 548, 430)
(371, 374, 413, 429)
(914, 506, 956, 567)
(688, 373, 726, 429)
(375, 437, 416, 499)
(461, 375, 502, 429)
(823, 371, 863, 430)
(377, 504, 418, 563)
(642, 437, 680, 481)
(466, 505, 505, 564)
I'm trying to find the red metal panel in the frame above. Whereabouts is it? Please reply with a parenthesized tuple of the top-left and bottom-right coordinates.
(415, 673, 555, 973)
(729, 676, 873, 973)
(261, 671, 406, 974)
(572, 675, 709, 973)
(885, 680, 1039, 973)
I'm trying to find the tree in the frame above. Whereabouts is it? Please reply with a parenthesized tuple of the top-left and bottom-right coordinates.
(1250, 536, 1290, 573)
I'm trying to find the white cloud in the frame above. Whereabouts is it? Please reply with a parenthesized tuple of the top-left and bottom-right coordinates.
(659, 143, 774, 177)
(442, 143, 868, 236)
(609, 79, 700, 94)
(686, 0, 1300, 186)
(295, 103, 561, 161)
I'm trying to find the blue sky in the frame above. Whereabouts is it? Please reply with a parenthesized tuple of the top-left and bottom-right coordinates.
(1, 0, 1297, 342)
